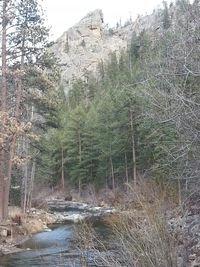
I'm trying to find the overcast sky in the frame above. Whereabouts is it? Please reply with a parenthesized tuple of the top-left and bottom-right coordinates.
(41, 0, 175, 40)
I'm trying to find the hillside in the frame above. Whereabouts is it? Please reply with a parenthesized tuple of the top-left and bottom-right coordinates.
(51, 8, 163, 92)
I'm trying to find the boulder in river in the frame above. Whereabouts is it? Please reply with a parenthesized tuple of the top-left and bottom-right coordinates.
(65, 195, 72, 201)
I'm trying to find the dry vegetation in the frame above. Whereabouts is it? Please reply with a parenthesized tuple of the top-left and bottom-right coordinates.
(0, 206, 54, 243)
(77, 180, 178, 267)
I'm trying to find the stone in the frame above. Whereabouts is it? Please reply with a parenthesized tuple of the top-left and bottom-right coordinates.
(50, 9, 160, 94)
(0, 229, 8, 237)
(47, 200, 116, 224)
(65, 195, 72, 201)
(189, 254, 196, 261)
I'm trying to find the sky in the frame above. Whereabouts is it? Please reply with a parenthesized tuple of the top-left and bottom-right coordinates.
(41, 0, 175, 40)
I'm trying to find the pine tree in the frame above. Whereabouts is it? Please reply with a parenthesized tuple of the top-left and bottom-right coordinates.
(65, 106, 86, 196)
(0, 0, 55, 220)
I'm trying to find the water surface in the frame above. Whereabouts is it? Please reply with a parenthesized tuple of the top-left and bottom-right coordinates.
(0, 220, 111, 267)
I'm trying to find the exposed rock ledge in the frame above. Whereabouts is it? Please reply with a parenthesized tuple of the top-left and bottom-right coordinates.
(47, 199, 116, 223)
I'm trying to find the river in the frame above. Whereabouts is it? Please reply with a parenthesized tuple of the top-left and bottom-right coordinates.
(0, 220, 111, 267)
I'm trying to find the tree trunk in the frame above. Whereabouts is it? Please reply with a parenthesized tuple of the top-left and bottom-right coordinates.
(1, 0, 8, 112)
(26, 106, 35, 210)
(27, 160, 36, 210)
(125, 152, 129, 190)
(3, 144, 14, 219)
(110, 156, 115, 191)
(61, 147, 65, 189)
(78, 179, 81, 199)
(23, 154, 28, 212)
(21, 105, 34, 211)
(130, 109, 137, 187)
(3, 32, 25, 218)
(78, 130, 82, 198)
(178, 176, 182, 208)
(0, 187, 4, 222)
(0, 150, 6, 221)
(0, 0, 8, 221)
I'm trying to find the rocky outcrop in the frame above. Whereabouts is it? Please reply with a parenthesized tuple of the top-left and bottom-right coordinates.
(51, 9, 126, 93)
(47, 199, 116, 223)
(51, 9, 162, 93)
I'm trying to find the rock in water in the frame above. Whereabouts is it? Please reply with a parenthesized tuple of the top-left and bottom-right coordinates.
(65, 195, 72, 201)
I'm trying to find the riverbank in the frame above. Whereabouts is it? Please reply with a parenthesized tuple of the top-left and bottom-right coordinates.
(0, 201, 116, 255)
(0, 207, 56, 255)
(1, 188, 200, 267)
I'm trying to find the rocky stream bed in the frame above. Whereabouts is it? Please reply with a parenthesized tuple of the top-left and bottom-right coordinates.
(0, 200, 116, 257)
(1, 196, 200, 266)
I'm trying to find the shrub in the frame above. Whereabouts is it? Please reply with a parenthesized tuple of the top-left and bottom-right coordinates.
(78, 181, 178, 267)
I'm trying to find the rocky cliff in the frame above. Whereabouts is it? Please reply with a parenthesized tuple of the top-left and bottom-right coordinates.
(51, 9, 162, 93)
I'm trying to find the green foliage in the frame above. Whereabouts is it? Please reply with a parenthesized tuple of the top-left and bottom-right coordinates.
(37, 0, 200, 192)
(65, 106, 87, 185)
(3, 0, 60, 205)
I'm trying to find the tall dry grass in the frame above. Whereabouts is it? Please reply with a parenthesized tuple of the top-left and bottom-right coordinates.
(78, 180, 178, 267)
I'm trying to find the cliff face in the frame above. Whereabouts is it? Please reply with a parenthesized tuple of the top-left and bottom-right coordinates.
(51, 9, 161, 93)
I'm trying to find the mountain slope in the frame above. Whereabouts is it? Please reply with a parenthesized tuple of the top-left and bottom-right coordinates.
(51, 9, 161, 92)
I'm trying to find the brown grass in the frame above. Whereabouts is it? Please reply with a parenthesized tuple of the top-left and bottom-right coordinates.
(7, 206, 54, 236)
(77, 180, 178, 267)
(8, 206, 24, 219)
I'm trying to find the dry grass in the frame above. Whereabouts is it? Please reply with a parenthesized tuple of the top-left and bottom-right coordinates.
(8, 206, 24, 219)
(7, 206, 54, 236)
(78, 180, 178, 267)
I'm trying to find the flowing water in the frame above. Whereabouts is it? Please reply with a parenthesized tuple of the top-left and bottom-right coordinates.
(0, 219, 111, 267)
